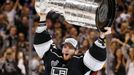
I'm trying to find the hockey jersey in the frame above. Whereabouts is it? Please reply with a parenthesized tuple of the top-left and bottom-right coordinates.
(33, 24, 107, 75)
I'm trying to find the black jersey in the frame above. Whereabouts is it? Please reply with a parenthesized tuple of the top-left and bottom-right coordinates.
(33, 23, 107, 75)
(42, 44, 90, 75)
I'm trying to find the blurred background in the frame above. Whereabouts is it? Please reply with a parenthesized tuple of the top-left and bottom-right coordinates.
(0, 0, 134, 75)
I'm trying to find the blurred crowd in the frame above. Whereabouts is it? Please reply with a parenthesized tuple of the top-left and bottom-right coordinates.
(0, 0, 134, 75)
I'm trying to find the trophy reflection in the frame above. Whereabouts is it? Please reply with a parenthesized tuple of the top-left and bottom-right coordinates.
(35, 0, 115, 32)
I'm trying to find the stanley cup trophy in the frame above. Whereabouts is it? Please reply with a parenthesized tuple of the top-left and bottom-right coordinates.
(35, 0, 116, 32)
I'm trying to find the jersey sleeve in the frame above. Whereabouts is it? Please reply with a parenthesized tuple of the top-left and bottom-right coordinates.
(33, 22, 53, 58)
(83, 38, 106, 71)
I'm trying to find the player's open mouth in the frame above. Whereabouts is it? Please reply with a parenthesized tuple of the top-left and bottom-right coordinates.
(65, 54, 69, 56)
(63, 53, 69, 56)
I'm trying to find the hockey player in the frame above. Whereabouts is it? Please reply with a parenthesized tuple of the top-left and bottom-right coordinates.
(33, 11, 112, 75)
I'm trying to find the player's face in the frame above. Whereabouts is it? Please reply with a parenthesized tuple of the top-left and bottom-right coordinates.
(62, 43, 75, 61)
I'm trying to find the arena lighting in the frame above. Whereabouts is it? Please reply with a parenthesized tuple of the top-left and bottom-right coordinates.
(35, 0, 115, 32)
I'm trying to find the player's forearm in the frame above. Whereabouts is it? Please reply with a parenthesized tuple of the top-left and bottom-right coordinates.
(89, 32, 107, 62)
(34, 22, 51, 44)
(33, 22, 53, 58)
(90, 37, 106, 61)
(83, 38, 106, 71)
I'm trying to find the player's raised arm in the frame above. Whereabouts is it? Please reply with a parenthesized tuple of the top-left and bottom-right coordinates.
(83, 27, 111, 71)
(33, 17, 53, 59)
(33, 2, 54, 58)
(33, 2, 65, 58)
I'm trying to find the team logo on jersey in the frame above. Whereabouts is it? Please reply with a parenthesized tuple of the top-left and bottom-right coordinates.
(51, 67, 68, 75)
(51, 60, 59, 67)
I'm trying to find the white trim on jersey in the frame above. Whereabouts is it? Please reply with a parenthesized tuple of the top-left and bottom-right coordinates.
(94, 40, 106, 48)
(50, 49, 62, 58)
(83, 50, 106, 71)
(84, 71, 91, 75)
(33, 40, 53, 58)
(36, 26, 47, 33)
